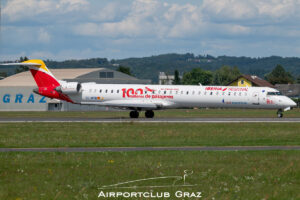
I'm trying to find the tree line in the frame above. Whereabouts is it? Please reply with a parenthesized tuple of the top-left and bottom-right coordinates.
(173, 64, 299, 85)
(4, 56, 300, 85)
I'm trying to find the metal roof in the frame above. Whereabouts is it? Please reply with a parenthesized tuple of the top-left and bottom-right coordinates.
(227, 74, 275, 88)
(0, 68, 101, 86)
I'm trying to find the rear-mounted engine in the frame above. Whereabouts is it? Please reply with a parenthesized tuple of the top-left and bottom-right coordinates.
(54, 81, 81, 94)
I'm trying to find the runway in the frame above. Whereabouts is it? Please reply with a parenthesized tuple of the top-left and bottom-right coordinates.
(1, 146, 300, 152)
(0, 117, 300, 123)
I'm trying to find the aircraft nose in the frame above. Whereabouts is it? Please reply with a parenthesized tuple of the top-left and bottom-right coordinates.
(285, 97, 297, 107)
(281, 97, 297, 107)
(289, 100, 297, 107)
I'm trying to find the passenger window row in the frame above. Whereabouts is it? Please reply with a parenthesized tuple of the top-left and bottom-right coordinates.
(91, 89, 248, 96)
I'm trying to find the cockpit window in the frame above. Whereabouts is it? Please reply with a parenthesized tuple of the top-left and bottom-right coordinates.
(267, 92, 282, 96)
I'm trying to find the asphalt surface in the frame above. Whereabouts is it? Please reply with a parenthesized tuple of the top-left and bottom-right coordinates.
(1, 146, 300, 152)
(0, 117, 300, 123)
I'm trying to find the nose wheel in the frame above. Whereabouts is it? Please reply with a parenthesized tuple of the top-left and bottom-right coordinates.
(277, 109, 283, 118)
(145, 110, 154, 118)
(129, 111, 139, 118)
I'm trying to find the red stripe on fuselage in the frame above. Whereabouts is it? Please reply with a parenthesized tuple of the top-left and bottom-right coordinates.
(30, 69, 60, 88)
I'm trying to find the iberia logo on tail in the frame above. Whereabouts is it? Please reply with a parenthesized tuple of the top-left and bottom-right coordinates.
(20, 60, 74, 103)
(23, 60, 60, 88)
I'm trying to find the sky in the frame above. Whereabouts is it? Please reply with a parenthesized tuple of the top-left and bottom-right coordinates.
(1, 0, 300, 61)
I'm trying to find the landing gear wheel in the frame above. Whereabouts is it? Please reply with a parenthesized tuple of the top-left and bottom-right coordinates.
(129, 111, 139, 118)
(145, 110, 154, 118)
(277, 109, 283, 118)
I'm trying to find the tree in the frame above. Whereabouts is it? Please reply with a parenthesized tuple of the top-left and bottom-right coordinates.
(265, 65, 294, 85)
(182, 68, 213, 85)
(297, 75, 300, 84)
(0, 72, 7, 79)
(213, 66, 241, 85)
(172, 70, 181, 85)
(116, 66, 134, 76)
(15, 56, 29, 73)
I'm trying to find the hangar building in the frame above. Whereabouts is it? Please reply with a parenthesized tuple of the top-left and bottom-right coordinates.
(0, 68, 151, 111)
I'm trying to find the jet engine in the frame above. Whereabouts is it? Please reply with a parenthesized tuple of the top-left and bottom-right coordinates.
(55, 81, 81, 94)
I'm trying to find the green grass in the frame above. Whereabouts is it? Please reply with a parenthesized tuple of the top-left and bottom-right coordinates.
(0, 108, 299, 118)
(0, 151, 299, 200)
(1, 110, 299, 199)
(1, 123, 300, 148)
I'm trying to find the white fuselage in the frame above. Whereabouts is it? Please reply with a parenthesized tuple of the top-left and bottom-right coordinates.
(67, 84, 296, 110)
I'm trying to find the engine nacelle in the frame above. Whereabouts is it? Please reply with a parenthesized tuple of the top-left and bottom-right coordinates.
(55, 82, 81, 94)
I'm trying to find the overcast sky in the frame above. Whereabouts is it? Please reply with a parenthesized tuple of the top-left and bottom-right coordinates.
(1, 0, 300, 61)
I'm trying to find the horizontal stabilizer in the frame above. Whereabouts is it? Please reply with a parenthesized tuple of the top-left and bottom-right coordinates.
(0, 62, 42, 66)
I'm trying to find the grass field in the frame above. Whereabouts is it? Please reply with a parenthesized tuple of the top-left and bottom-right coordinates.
(0, 151, 299, 200)
(0, 108, 299, 118)
(0, 123, 300, 148)
(1, 109, 299, 199)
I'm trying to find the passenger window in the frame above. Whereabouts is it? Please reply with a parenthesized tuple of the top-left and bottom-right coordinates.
(239, 92, 241, 96)
(210, 92, 213, 95)
(222, 92, 225, 95)
(228, 92, 231, 96)
(204, 92, 207, 95)
(105, 89, 108, 93)
(198, 91, 201, 95)
(192, 91, 195, 95)
(181, 91, 183, 94)
(117, 90, 119, 93)
(99, 89, 102, 93)
(216, 92, 219, 95)
(234, 92, 236, 96)
(186, 91, 189, 95)
(176, 91, 178, 94)
(89, 89, 92, 93)
(164, 91, 167, 94)
(111, 90, 113, 93)
(170, 91, 172, 94)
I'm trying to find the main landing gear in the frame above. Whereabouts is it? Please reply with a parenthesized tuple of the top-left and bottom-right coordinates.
(277, 109, 283, 118)
(145, 110, 154, 118)
(129, 110, 154, 118)
(129, 110, 139, 118)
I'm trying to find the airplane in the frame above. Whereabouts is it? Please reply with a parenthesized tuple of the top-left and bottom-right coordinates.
(1, 59, 297, 118)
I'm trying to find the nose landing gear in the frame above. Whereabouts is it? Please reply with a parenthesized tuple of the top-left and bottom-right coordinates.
(277, 109, 283, 118)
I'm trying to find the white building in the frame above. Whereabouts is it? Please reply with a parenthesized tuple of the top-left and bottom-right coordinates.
(158, 72, 182, 85)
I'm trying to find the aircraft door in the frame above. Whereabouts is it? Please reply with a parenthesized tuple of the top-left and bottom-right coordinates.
(48, 103, 62, 111)
(252, 92, 259, 105)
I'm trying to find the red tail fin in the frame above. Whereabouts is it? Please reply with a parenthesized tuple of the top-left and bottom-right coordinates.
(22, 60, 60, 88)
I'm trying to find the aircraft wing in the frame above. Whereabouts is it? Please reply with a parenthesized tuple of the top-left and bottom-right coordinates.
(81, 100, 175, 110)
